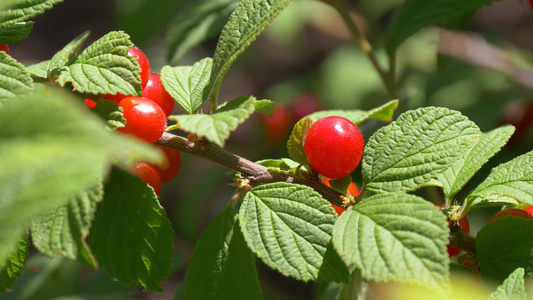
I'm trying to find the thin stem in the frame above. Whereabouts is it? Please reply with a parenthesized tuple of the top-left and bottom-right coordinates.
(331, 0, 397, 99)
(155, 132, 345, 207)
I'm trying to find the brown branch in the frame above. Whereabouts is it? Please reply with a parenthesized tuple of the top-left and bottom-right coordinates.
(448, 220, 476, 257)
(155, 132, 346, 207)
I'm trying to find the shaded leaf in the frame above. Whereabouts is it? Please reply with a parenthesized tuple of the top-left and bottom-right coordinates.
(89, 168, 174, 292)
(307, 100, 398, 124)
(0, 235, 29, 293)
(0, 21, 33, 44)
(186, 207, 263, 300)
(489, 268, 527, 300)
(0, 0, 64, 27)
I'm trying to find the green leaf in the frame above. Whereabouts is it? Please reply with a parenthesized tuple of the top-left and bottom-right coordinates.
(338, 270, 367, 300)
(160, 57, 213, 114)
(168, 95, 256, 147)
(489, 268, 527, 300)
(207, 0, 292, 107)
(363, 107, 481, 194)
(307, 100, 398, 124)
(31, 183, 102, 268)
(92, 99, 125, 130)
(89, 168, 174, 292)
(56, 31, 142, 96)
(287, 117, 312, 165)
(49, 31, 90, 76)
(254, 99, 275, 116)
(468, 150, 533, 208)
(0, 235, 29, 293)
(186, 207, 263, 300)
(238, 182, 344, 282)
(256, 158, 308, 176)
(436, 125, 515, 201)
(0, 21, 33, 44)
(26, 60, 49, 81)
(476, 216, 533, 282)
(0, 89, 161, 264)
(332, 193, 450, 293)
(0, 51, 33, 104)
(166, 0, 238, 63)
(0, 0, 64, 27)
(385, 0, 501, 53)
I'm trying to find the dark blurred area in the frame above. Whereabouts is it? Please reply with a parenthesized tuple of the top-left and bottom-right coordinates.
(6, 0, 533, 299)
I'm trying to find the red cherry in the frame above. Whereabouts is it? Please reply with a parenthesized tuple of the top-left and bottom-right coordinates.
(488, 208, 533, 224)
(0, 44, 9, 54)
(436, 204, 470, 257)
(331, 205, 346, 216)
(128, 162, 161, 196)
(128, 46, 150, 89)
(84, 98, 96, 109)
(142, 73, 175, 116)
(117, 96, 166, 143)
(304, 116, 364, 178)
(259, 102, 292, 146)
(291, 93, 321, 122)
(153, 146, 181, 183)
(523, 205, 533, 215)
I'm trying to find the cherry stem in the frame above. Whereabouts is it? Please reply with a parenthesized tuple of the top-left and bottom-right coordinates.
(156, 131, 478, 256)
(155, 132, 346, 207)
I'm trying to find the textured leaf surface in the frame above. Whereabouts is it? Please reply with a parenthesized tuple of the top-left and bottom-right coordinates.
(166, 0, 238, 63)
(238, 182, 344, 282)
(0, 235, 29, 293)
(489, 268, 526, 300)
(385, 0, 501, 53)
(160, 57, 212, 114)
(0, 90, 161, 265)
(31, 183, 102, 268)
(476, 217, 533, 282)
(168, 95, 255, 147)
(332, 193, 450, 293)
(254, 99, 275, 116)
(26, 60, 49, 80)
(0, 51, 33, 104)
(0, 21, 33, 44)
(186, 207, 263, 300)
(437, 125, 515, 200)
(308, 100, 398, 124)
(89, 168, 174, 292)
(207, 0, 292, 104)
(287, 117, 312, 166)
(57, 31, 141, 96)
(363, 107, 481, 193)
(92, 99, 125, 130)
(468, 150, 533, 208)
(0, 0, 64, 27)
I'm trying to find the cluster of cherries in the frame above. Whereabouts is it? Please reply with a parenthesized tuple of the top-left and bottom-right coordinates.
(84, 46, 180, 196)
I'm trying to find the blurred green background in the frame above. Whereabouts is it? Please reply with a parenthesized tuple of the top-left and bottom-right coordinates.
(6, 0, 533, 299)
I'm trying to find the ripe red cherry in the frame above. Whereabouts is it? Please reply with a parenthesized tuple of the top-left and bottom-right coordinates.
(488, 208, 533, 224)
(117, 96, 166, 143)
(84, 98, 96, 109)
(523, 205, 533, 215)
(291, 93, 321, 122)
(436, 204, 470, 257)
(304, 116, 364, 178)
(259, 103, 292, 146)
(128, 162, 161, 196)
(142, 73, 175, 116)
(128, 46, 150, 89)
(153, 146, 181, 183)
(0, 44, 9, 54)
